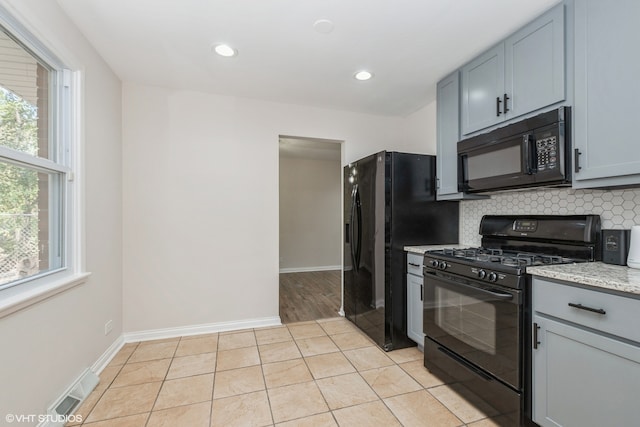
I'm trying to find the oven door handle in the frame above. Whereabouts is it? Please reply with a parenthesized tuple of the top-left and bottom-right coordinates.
(425, 271, 515, 301)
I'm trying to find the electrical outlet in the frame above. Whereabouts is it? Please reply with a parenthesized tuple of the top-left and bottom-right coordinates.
(104, 320, 113, 335)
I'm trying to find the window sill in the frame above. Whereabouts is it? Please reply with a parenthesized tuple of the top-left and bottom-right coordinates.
(0, 272, 91, 319)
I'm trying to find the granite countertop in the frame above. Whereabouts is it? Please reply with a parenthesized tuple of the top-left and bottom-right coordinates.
(528, 262, 640, 297)
(404, 244, 471, 254)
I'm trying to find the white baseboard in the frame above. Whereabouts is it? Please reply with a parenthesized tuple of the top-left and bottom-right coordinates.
(123, 316, 282, 343)
(279, 265, 341, 273)
(92, 335, 125, 374)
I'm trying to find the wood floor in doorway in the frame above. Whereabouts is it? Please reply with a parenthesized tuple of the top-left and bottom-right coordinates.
(279, 270, 341, 324)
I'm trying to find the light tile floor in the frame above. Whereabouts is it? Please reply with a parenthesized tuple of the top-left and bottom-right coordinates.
(68, 318, 506, 426)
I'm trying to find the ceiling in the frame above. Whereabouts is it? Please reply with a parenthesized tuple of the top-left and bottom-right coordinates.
(57, 0, 559, 117)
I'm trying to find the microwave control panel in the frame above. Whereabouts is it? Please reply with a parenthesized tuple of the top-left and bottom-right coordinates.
(536, 136, 557, 171)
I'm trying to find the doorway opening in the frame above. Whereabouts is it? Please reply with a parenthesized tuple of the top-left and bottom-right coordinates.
(278, 135, 343, 323)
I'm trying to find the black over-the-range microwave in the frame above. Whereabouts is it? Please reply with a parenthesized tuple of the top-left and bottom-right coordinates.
(458, 106, 571, 193)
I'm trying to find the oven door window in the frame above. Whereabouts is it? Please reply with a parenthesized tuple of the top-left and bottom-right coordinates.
(436, 286, 498, 354)
(424, 273, 521, 390)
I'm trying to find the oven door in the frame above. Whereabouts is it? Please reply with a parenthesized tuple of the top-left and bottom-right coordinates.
(423, 269, 522, 390)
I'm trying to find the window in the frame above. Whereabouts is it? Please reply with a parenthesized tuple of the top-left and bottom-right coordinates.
(0, 18, 74, 292)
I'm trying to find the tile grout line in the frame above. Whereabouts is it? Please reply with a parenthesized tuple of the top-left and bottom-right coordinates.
(207, 332, 219, 427)
(310, 319, 347, 427)
(288, 320, 334, 424)
(251, 327, 276, 427)
(286, 319, 348, 426)
(212, 330, 222, 404)
(143, 338, 180, 426)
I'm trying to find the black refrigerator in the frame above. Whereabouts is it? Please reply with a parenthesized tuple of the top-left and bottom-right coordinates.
(344, 151, 459, 351)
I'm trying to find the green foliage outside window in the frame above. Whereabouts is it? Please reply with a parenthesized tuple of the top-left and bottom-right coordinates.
(0, 87, 39, 279)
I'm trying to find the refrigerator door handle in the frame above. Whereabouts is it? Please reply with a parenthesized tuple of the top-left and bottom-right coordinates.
(350, 186, 358, 273)
(354, 187, 362, 273)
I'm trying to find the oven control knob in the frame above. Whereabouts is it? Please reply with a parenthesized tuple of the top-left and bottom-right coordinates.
(478, 269, 487, 279)
(430, 260, 439, 268)
(438, 261, 448, 270)
(488, 272, 498, 282)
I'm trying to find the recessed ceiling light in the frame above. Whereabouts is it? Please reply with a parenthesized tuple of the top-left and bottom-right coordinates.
(354, 71, 373, 81)
(313, 19, 334, 34)
(212, 44, 237, 57)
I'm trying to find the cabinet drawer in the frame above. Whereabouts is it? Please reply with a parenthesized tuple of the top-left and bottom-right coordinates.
(407, 253, 424, 276)
(533, 278, 640, 343)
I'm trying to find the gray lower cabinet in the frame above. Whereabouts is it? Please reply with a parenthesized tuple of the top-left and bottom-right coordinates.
(532, 277, 640, 426)
(572, 0, 640, 188)
(406, 253, 424, 346)
(461, 3, 565, 136)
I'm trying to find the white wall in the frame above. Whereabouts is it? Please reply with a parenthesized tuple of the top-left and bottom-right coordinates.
(279, 155, 342, 271)
(0, 0, 122, 421)
(122, 84, 413, 333)
(402, 101, 438, 155)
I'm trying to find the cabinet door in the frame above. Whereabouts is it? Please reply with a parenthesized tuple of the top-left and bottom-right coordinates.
(461, 45, 505, 135)
(573, 0, 640, 186)
(436, 72, 462, 199)
(436, 73, 488, 201)
(406, 274, 423, 344)
(533, 315, 640, 427)
(505, 3, 565, 120)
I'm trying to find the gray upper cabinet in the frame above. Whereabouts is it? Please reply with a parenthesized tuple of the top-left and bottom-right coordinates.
(436, 72, 462, 199)
(461, 46, 504, 135)
(436, 71, 488, 200)
(505, 4, 565, 120)
(572, 0, 640, 188)
(461, 3, 565, 136)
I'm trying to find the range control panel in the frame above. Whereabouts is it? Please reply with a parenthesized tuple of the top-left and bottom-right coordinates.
(513, 219, 538, 232)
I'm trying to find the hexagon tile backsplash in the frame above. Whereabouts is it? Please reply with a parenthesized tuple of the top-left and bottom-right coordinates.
(459, 187, 640, 246)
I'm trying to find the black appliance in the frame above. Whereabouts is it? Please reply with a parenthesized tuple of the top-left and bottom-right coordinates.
(602, 229, 631, 265)
(344, 151, 459, 351)
(423, 215, 601, 426)
(458, 107, 571, 193)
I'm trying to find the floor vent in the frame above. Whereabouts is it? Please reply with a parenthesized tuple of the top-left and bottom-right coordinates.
(44, 369, 99, 426)
(54, 395, 80, 416)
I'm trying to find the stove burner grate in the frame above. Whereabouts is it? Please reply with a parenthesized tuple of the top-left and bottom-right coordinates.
(431, 248, 577, 267)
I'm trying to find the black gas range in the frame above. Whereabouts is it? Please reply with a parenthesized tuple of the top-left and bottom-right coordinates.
(423, 215, 601, 427)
